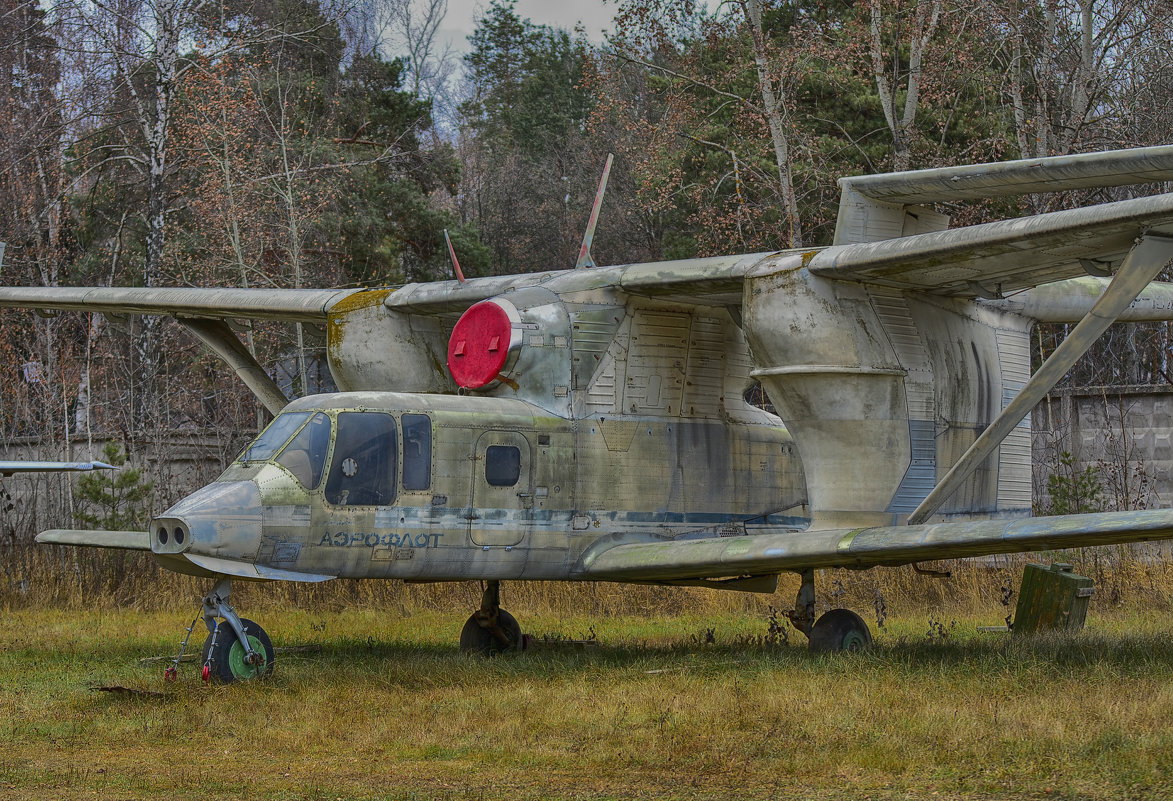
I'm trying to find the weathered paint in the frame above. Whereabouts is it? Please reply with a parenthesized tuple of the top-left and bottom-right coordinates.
(145, 390, 802, 583)
(583, 509, 1173, 580)
(12, 146, 1173, 592)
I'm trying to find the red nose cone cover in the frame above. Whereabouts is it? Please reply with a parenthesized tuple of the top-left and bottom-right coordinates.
(448, 301, 512, 388)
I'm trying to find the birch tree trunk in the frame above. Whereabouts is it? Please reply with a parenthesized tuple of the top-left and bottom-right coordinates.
(63, 0, 207, 430)
(743, 0, 802, 247)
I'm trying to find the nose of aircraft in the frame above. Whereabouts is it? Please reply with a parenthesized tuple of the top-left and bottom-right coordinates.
(150, 481, 262, 559)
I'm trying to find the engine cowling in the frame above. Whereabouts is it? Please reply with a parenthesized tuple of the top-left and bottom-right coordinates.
(445, 287, 574, 415)
(447, 298, 525, 389)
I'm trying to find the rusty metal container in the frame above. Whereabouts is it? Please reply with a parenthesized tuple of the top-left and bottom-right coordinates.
(1013, 562, 1095, 634)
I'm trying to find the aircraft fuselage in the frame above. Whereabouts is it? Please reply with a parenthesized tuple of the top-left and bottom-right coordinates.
(150, 391, 806, 583)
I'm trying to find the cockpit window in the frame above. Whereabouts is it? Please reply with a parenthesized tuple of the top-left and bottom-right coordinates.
(325, 411, 397, 506)
(402, 413, 431, 490)
(276, 412, 331, 489)
(238, 412, 311, 463)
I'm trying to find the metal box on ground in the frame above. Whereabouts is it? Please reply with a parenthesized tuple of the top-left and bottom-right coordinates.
(1013, 562, 1095, 634)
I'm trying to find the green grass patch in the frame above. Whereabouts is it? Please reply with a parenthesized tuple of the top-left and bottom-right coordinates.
(1, 602, 1172, 800)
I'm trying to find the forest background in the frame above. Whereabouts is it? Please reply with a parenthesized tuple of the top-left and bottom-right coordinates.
(2, 0, 1173, 542)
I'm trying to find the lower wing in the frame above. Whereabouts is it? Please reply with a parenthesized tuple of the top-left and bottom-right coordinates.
(578, 510, 1173, 581)
(36, 529, 150, 550)
(35, 530, 335, 582)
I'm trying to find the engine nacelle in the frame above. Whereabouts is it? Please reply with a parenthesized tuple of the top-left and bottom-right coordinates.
(326, 289, 454, 394)
(326, 286, 575, 417)
(447, 287, 574, 416)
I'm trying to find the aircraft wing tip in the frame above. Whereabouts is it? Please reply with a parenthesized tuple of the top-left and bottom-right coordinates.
(35, 529, 151, 551)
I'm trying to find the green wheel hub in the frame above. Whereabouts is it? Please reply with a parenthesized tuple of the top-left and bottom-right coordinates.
(201, 617, 275, 682)
(227, 634, 268, 679)
(840, 629, 870, 651)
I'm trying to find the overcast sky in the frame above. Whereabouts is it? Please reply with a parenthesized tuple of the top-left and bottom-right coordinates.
(435, 0, 616, 53)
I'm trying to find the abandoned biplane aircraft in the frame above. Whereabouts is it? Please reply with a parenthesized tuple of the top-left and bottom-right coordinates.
(6, 146, 1173, 679)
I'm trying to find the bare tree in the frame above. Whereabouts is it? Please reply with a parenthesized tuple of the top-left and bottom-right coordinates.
(54, 0, 202, 426)
(343, 0, 457, 121)
(867, 0, 945, 172)
(609, 0, 812, 249)
(741, 0, 802, 246)
(52, 0, 336, 428)
(998, 0, 1170, 160)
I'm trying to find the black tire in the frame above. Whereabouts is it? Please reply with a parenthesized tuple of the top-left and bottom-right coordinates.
(459, 609, 522, 656)
(201, 618, 275, 682)
(808, 608, 873, 654)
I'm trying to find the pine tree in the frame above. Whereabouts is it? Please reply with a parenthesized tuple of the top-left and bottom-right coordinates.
(75, 443, 154, 530)
(460, 1, 598, 274)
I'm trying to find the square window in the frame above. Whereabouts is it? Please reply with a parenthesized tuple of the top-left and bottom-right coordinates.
(485, 445, 521, 487)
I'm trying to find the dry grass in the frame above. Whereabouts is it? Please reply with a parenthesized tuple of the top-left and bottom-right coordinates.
(2, 546, 1173, 800)
(6, 541, 1173, 620)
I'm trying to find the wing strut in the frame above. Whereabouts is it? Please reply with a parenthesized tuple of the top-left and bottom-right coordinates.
(177, 318, 289, 415)
(907, 232, 1173, 525)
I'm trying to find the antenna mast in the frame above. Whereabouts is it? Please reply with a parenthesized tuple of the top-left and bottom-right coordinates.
(575, 154, 614, 270)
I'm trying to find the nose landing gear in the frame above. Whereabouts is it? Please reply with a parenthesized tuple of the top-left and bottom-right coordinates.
(200, 577, 274, 682)
(460, 580, 524, 655)
(164, 576, 274, 682)
(202, 615, 275, 682)
(163, 576, 275, 682)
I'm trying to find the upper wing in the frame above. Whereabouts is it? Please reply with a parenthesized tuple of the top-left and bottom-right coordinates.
(0, 287, 364, 414)
(578, 509, 1173, 581)
(808, 192, 1173, 297)
(837, 144, 1173, 204)
(0, 460, 115, 477)
(383, 252, 777, 313)
(388, 192, 1173, 312)
(0, 286, 358, 323)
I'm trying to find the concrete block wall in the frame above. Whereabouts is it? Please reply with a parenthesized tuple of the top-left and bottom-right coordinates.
(0, 431, 247, 542)
(1033, 386, 1172, 513)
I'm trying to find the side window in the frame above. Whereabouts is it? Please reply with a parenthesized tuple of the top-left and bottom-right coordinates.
(325, 412, 398, 506)
(402, 413, 431, 490)
(276, 413, 331, 489)
(485, 445, 521, 487)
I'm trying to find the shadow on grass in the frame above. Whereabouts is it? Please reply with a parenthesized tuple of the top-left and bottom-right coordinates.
(280, 627, 1173, 684)
(19, 616, 1173, 706)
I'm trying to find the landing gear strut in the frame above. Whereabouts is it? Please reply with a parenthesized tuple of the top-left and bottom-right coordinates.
(460, 580, 523, 655)
(787, 569, 873, 653)
(198, 577, 274, 682)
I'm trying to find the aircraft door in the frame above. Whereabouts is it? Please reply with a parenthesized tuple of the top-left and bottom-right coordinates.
(469, 431, 532, 547)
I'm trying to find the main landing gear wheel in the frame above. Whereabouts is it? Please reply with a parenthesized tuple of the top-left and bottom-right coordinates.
(808, 609, 873, 654)
(460, 609, 522, 655)
(460, 580, 524, 656)
(202, 617, 275, 682)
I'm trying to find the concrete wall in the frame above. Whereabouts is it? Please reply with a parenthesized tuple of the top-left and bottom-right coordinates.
(1033, 385, 1172, 513)
(0, 431, 248, 542)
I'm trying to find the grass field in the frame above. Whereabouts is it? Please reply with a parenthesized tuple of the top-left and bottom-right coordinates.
(3, 561, 1173, 801)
